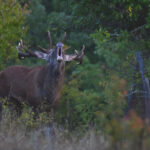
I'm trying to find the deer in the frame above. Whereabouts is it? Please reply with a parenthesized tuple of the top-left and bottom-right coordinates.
(0, 32, 85, 115)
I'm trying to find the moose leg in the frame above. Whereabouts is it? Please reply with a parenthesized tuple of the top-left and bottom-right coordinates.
(0, 102, 2, 120)
(32, 106, 40, 120)
(7, 94, 23, 117)
(49, 108, 55, 136)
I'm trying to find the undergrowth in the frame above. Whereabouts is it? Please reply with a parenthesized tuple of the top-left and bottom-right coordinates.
(0, 99, 150, 150)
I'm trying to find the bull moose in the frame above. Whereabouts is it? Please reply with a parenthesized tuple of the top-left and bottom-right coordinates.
(0, 32, 85, 114)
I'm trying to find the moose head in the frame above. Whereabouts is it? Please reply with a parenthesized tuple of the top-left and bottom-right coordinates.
(17, 32, 84, 75)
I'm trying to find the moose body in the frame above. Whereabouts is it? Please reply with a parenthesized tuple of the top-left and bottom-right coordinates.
(0, 32, 85, 111)
(0, 64, 64, 107)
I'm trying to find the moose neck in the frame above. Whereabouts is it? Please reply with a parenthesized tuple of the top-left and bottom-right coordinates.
(40, 61, 65, 104)
(47, 60, 65, 76)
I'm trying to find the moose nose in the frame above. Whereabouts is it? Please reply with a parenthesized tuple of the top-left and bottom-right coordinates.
(57, 56, 63, 62)
(57, 47, 63, 62)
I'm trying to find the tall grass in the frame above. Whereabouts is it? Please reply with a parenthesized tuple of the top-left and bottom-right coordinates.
(0, 101, 107, 150)
(0, 99, 150, 150)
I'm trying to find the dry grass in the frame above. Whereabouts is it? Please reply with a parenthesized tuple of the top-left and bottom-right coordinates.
(0, 106, 108, 150)
(1, 102, 149, 150)
(0, 123, 107, 150)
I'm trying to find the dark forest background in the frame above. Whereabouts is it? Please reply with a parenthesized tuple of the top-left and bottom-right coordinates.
(1, 0, 150, 149)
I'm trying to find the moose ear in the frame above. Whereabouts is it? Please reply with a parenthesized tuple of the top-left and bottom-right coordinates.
(34, 51, 48, 60)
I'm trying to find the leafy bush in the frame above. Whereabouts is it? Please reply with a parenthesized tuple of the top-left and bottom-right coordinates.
(0, 0, 27, 69)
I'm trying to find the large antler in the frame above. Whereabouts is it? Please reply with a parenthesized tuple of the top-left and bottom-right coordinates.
(17, 40, 36, 59)
(16, 40, 48, 60)
(16, 30, 53, 59)
(38, 31, 53, 53)
(61, 32, 67, 43)
(64, 45, 85, 64)
(48, 31, 53, 50)
(61, 32, 85, 63)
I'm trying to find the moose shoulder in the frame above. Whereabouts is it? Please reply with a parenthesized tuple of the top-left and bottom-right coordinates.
(0, 32, 85, 110)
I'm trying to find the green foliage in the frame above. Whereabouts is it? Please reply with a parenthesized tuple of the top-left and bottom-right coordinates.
(54, 60, 126, 132)
(0, 0, 26, 69)
(24, 0, 48, 47)
(15, 0, 150, 134)
(2, 0, 150, 148)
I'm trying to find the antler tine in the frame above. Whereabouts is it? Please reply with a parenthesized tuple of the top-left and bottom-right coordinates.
(17, 39, 23, 52)
(81, 45, 85, 53)
(64, 45, 85, 64)
(63, 46, 71, 51)
(20, 39, 23, 46)
(48, 31, 52, 50)
(16, 39, 49, 60)
(75, 45, 85, 64)
(19, 39, 29, 52)
(61, 32, 67, 43)
(17, 39, 38, 59)
(74, 45, 85, 57)
(38, 46, 49, 53)
(17, 42, 21, 52)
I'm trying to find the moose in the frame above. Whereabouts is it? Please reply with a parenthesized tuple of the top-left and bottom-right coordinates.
(0, 32, 85, 114)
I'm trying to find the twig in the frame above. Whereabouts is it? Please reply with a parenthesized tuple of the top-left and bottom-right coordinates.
(130, 24, 146, 34)
(110, 24, 146, 37)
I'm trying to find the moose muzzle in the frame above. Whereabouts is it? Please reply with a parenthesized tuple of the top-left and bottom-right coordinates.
(57, 47, 63, 62)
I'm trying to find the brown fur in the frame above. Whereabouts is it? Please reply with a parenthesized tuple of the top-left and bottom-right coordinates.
(0, 64, 64, 110)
